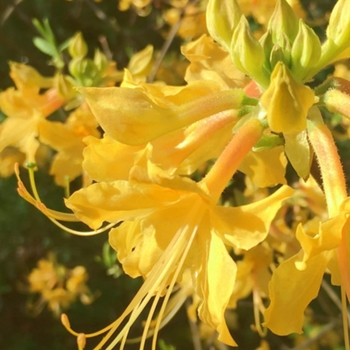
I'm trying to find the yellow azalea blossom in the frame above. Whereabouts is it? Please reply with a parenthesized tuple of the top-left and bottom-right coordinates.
(162, 0, 208, 40)
(38, 104, 100, 186)
(58, 118, 293, 348)
(65, 170, 292, 348)
(181, 34, 249, 90)
(0, 146, 25, 178)
(0, 63, 65, 165)
(27, 255, 95, 317)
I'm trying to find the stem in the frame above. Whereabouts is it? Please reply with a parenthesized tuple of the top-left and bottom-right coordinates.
(202, 118, 262, 202)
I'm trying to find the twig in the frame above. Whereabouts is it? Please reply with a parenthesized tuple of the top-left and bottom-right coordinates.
(0, 0, 23, 26)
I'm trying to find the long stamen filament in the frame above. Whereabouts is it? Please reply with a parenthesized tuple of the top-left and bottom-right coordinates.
(151, 223, 198, 350)
(15, 163, 116, 236)
(62, 202, 203, 349)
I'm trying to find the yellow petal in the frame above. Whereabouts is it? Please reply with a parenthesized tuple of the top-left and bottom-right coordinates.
(261, 62, 315, 134)
(215, 185, 293, 250)
(264, 252, 330, 335)
(196, 227, 238, 346)
(78, 87, 245, 145)
(82, 135, 145, 182)
(239, 145, 287, 187)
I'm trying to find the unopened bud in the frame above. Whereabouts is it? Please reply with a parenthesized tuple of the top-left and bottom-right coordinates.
(68, 32, 88, 58)
(206, 0, 242, 52)
(267, 0, 299, 48)
(291, 20, 321, 81)
(231, 16, 269, 88)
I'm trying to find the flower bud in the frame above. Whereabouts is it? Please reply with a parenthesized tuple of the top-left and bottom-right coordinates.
(68, 32, 88, 58)
(261, 61, 315, 134)
(206, 0, 242, 52)
(269, 34, 291, 70)
(259, 30, 274, 74)
(231, 16, 269, 88)
(326, 0, 350, 49)
(54, 73, 76, 100)
(267, 0, 299, 48)
(291, 20, 321, 81)
(93, 49, 108, 72)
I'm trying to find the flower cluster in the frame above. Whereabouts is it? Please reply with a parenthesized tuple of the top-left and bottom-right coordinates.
(27, 254, 95, 317)
(2, 0, 350, 349)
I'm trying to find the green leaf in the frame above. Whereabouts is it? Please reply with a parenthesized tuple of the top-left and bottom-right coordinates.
(33, 37, 56, 56)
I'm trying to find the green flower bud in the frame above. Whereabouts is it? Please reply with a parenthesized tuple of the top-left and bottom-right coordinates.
(269, 34, 291, 70)
(68, 57, 87, 80)
(93, 49, 108, 73)
(291, 20, 321, 81)
(267, 0, 299, 48)
(231, 16, 269, 88)
(259, 30, 274, 74)
(206, 0, 242, 52)
(68, 32, 88, 58)
(54, 73, 76, 100)
(326, 0, 350, 49)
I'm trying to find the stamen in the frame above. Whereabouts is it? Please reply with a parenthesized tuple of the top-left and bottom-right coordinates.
(151, 223, 197, 350)
(126, 282, 191, 344)
(252, 287, 267, 337)
(63, 201, 204, 349)
(15, 163, 116, 236)
(64, 175, 70, 198)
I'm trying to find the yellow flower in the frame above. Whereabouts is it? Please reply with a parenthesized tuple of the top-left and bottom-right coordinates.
(27, 255, 95, 317)
(60, 118, 292, 348)
(65, 173, 291, 347)
(0, 63, 65, 165)
(38, 103, 100, 186)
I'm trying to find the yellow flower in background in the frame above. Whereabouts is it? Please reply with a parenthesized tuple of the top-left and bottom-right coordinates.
(0, 63, 65, 166)
(27, 254, 95, 317)
(38, 103, 100, 186)
(118, 0, 152, 14)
